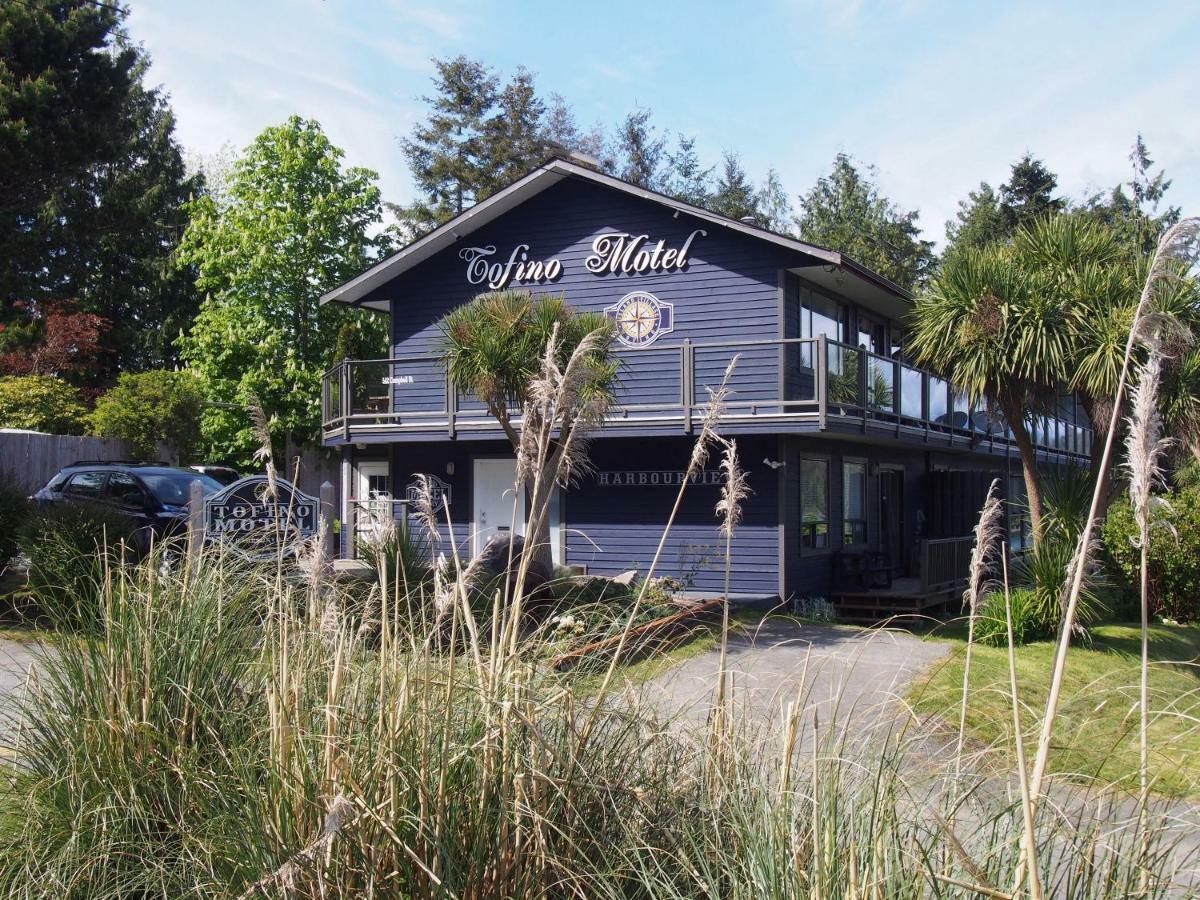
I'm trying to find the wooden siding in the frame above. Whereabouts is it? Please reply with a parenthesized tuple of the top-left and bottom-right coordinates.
(363, 177, 804, 417)
(564, 436, 780, 595)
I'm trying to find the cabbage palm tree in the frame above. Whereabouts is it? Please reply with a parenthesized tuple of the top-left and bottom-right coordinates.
(440, 290, 617, 574)
(1019, 214, 1200, 506)
(908, 246, 1080, 543)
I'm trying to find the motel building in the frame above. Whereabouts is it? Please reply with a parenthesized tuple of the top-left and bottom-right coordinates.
(320, 157, 1091, 620)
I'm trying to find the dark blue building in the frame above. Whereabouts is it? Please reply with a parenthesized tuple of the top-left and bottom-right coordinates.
(321, 158, 1090, 615)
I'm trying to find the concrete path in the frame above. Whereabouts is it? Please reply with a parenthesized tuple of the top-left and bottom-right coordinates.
(0, 637, 40, 750)
(647, 617, 949, 752)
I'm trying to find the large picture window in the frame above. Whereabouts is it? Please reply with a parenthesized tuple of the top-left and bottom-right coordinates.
(800, 458, 829, 550)
(842, 460, 867, 545)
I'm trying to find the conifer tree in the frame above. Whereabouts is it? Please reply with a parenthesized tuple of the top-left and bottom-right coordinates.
(615, 109, 665, 188)
(0, 1, 201, 375)
(796, 153, 935, 292)
(661, 134, 713, 206)
(709, 152, 761, 221)
(399, 56, 501, 234)
(756, 167, 794, 233)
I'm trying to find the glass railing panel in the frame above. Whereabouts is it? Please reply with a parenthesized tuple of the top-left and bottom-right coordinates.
(348, 360, 392, 417)
(827, 344, 862, 407)
(326, 368, 344, 421)
(950, 389, 971, 430)
(928, 377, 949, 426)
(867, 354, 896, 413)
(784, 339, 818, 403)
(900, 365, 923, 419)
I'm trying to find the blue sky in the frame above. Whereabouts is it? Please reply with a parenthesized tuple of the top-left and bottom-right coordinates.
(128, 1, 1200, 246)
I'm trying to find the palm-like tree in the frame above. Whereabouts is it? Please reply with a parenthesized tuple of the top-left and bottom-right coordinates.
(908, 246, 1080, 543)
(440, 290, 617, 574)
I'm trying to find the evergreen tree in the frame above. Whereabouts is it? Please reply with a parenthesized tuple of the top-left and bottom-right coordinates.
(709, 152, 760, 221)
(998, 153, 1064, 234)
(795, 153, 935, 292)
(399, 56, 500, 234)
(0, 1, 200, 376)
(661, 134, 712, 206)
(1082, 134, 1181, 252)
(485, 66, 547, 190)
(943, 182, 1007, 259)
(756, 167, 794, 233)
(615, 109, 665, 188)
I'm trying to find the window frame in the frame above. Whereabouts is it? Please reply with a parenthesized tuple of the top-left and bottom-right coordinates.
(841, 458, 868, 547)
(63, 471, 107, 499)
(798, 456, 831, 554)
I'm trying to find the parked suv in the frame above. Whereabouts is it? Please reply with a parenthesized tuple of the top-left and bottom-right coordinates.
(32, 462, 225, 554)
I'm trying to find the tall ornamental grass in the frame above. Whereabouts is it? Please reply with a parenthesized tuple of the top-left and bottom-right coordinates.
(0, 541, 1192, 898)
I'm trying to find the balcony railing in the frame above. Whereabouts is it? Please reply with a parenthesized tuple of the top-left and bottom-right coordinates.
(322, 336, 1093, 459)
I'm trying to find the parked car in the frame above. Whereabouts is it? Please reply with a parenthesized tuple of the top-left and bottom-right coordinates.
(190, 464, 240, 486)
(32, 461, 225, 554)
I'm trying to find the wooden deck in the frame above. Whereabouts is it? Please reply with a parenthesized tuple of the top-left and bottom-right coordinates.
(831, 577, 965, 625)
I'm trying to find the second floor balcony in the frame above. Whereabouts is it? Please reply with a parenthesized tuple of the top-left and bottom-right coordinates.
(322, 336, 1092, 461)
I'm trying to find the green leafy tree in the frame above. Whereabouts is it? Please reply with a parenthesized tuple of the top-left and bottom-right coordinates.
(88, 370, 205, 461)
(0, 375, 86, 434)
(0, 3, 201, 375)
(796, 153, 936, 292)
(440, 291, 617, 573)
(709, 152, 761, 222)
(178, 117, 388, 469)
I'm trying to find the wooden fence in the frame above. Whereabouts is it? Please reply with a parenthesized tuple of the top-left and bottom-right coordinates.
(0, 430, 145, 493)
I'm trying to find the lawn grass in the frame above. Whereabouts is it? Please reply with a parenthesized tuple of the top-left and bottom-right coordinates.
(911, 619, 1200, 799)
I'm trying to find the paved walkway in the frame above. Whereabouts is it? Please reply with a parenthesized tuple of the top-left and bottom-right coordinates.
(646, 618, 949, 752)
(0, 637, 40, 749)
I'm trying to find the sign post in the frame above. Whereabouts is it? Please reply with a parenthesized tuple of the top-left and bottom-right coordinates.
(187, 478, 205, 564)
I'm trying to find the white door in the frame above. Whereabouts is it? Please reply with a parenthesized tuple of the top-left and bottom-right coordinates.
(473, 457, 523, 556)
(354, 460, 392, 553)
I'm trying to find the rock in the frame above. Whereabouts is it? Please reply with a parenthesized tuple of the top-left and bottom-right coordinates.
(458, 532, 554, 606)
(611, 569, 638, 587)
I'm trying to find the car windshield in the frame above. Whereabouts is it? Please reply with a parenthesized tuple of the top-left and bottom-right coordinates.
(141, 472, 223, 506)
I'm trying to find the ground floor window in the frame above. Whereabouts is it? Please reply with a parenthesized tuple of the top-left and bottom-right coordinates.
(842, 460, 867, 545)
(1008, 474, 1031, 550)
(800, 457, 829, 550)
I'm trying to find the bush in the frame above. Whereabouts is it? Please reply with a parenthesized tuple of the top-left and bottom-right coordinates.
(1103, 488, 1200, 622)
(0, 375, 86, 434)
(0, 471, 28, 566)
(975, 588, 1046, 646)
(18, 503, 137, 630)
(88, 370, 205, 461)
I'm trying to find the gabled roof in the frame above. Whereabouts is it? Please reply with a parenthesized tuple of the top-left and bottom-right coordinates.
(321, 158, 913, 314)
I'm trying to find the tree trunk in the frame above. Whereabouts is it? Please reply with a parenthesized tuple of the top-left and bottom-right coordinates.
(525, 467, 557, 579)
(1000, 395, 1045, 546)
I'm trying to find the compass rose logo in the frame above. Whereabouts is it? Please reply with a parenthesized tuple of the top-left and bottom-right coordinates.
(605, 291, 675, 347)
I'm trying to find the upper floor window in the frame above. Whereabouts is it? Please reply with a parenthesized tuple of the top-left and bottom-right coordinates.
(798, 284, 847, 344)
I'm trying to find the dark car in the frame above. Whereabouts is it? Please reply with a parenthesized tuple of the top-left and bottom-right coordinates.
(32, 462, 225, 554)
(189, 464, 241, 486)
